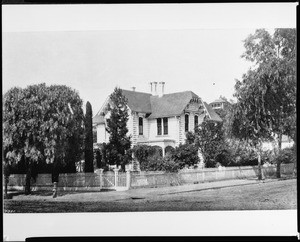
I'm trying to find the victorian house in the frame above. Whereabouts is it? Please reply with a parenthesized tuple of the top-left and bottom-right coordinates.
(93, 82, 222, 156)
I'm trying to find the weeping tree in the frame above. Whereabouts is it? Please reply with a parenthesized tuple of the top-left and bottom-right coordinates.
(106, 87, 132, 171)
(228, 95, 273, 180)
(241, 28, 296, 178)
(3, 83, 84, 195)
(84, 101, 94, 172)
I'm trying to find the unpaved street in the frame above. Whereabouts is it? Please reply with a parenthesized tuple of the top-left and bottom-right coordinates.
(4, 178, 297, 212)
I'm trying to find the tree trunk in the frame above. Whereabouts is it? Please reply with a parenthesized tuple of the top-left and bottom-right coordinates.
(276, 133, 282, 178)
(4, 163, 10, 199)
(25, 160, 32, 195)
(52, 160, 60, 198)
(257, 150, 262, 180)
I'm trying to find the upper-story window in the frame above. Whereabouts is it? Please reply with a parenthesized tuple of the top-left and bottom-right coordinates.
(139, 117, 143, 135)
(185, 114, 189, 132)
(157, 118, 162, 135)
(194, 115, 198, 129)
(163, 117, 168, 135)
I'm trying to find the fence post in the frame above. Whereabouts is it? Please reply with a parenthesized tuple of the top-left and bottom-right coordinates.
(114, 168, 119, 189)
(99, 169, 104, 190)
(126, 170, 131, 190)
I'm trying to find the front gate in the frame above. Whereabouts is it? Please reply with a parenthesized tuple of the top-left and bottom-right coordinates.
(100, 169, 129, 191)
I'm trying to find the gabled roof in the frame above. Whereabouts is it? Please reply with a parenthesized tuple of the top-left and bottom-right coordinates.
(148, 91, 200, 119)
(203, 102, 223, 122)
(121, 89, 152, 113)
(93, 89, 222, 123)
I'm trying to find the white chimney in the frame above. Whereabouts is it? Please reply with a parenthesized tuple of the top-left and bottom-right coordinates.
(149, 82, 153, 94)
(158, 82, 165, 97)
(153, 82, 158, 95)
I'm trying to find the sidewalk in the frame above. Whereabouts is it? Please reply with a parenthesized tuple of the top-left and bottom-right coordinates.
(9, 177, 294, 202)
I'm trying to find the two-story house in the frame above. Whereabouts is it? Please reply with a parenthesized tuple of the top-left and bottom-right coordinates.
(93, 82, 222, 156)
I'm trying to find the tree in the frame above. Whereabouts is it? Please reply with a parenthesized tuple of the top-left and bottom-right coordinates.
(3, 83, 84, 194)
(228, 81, 273, 179)
(84, 101, 94, 172)
(241, 28, 296, 178)
(192, 118, 226, 168)
(106, 87, 132, 171)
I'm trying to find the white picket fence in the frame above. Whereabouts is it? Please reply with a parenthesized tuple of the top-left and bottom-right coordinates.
(6, 163, 295, 192)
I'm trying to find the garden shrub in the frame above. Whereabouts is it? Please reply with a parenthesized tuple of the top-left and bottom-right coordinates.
(172, 143, 199, 169)
(140, 153, 180, 172)
(273, 146, 296, 164)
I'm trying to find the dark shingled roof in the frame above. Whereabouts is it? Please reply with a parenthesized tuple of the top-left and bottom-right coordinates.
(148, 91, 200, 119)
(203, 102, 223, 122)
(93, 89, 222, 123)
(121, 89, 152, 113)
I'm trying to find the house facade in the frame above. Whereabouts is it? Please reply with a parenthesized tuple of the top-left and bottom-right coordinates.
(93, 82, 222, 156)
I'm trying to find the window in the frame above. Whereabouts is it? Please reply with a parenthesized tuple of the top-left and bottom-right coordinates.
(194, 115, 198, 128)
(139, 117, 143, 135)
(157, 118, 162, 135)
(163, 117, 168, 135)
(185, 114, 189, 132)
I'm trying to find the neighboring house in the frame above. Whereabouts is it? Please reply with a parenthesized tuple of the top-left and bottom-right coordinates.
(209, 97, 231, 111)
(262, 135, 294, 151)
(93, 82, 222, 156)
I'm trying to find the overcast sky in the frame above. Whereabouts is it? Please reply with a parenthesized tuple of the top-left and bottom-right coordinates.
(2, 3, 296, 115)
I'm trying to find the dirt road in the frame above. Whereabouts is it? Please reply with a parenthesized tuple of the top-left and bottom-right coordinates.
(4, 178, 297, 212)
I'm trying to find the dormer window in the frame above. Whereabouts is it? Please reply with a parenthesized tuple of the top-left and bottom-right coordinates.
(139, 117, 143, 135)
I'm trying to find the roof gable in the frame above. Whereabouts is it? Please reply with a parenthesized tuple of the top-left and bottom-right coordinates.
(149, 91, 200, 119)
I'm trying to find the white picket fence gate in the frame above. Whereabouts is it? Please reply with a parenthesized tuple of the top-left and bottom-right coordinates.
(98, 169, 130, 191)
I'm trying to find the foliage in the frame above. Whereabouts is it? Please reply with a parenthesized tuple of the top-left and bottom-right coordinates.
(3, 83, 84, 172)
(273, 146, 296, 165)
(172, 143, 199, 169)
(84, 101, 94, 172)
(105, 87, 132, 171)
(165, 146, 175, 156)
(132, 145, 162, 167)
(193, 119, 227, 168)
(140, 153, 180, 173)
(233, 28, 296, 178)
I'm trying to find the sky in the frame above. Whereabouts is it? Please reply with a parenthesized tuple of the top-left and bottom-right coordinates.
(2, 3, 297, 116)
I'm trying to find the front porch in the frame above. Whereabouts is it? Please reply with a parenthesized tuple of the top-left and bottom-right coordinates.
(137, 138, 176, 157)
